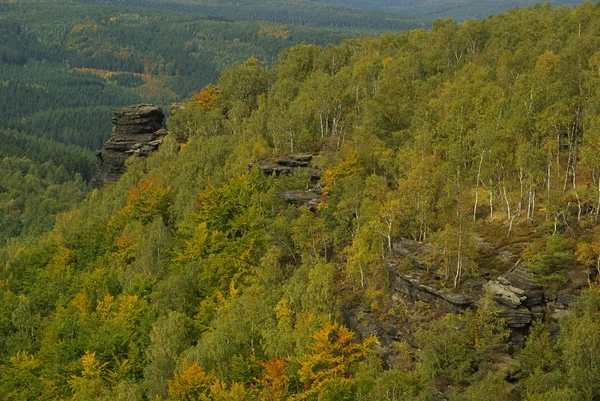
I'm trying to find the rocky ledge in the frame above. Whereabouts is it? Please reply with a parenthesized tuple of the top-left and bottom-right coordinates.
(251, 154, 326, 210)
(94, 104, 165, 187)
(388, 254, 587, 340)
(250, 154, 322, 183)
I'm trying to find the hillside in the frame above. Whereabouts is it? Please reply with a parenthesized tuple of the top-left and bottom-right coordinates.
(78, 0, 426, 30)
(0, 0, 379, 244)
(313, 0, 588, 19)
(3, 1, 600, 400)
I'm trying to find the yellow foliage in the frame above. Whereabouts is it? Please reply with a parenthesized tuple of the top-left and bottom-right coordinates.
(321, 148, 363, 197)
(168, 359, 256, 401)
(168, 360, 214, 401)
(47, 246, 76, 270)
(96, 293, 115, 321)
(10, 351, 41, 370)
(80, 351, 107, 380)
(108, 175, 172, 228)
(295, 322, 376, 400)
(95, 293, 143, 325)
(174, 222, 210, 263)
(70, 292, 91, 316)
(113, 295, 142, 324)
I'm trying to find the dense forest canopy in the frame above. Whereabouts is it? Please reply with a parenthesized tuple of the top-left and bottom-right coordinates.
(2, 1, 600, 400)
(0, 0, 381, 244)
(312, 0, 587, 19)
(77, 0, 426, 30)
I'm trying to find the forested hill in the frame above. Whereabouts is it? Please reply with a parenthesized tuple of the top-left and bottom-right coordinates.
(0, 0, 377, 244)
(312, 0, 588, 19)
(77, 0, 425, 31)
(5, 2, 600, 400)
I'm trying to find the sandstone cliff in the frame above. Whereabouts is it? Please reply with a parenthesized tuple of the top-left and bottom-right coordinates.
(93, 104, 165, 187)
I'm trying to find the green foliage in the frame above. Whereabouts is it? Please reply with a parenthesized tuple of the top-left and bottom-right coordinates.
(6, 2, 600, 400)
(523, 235, 575, 287)
(417, 297, 508, 386)
(448, 371, 512, 401)
(312, 0, 586, 20)
(558, 289, 600, 401)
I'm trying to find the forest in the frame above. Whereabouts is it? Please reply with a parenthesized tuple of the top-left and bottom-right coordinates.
(311, 0, 588, 19)
(78, 0, 425, 31)
(4, 1, 600, 400)
(0, 0, 386, 244)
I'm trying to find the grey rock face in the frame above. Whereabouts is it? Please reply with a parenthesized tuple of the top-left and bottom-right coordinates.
(251, 154, 325, 210)
(94, 104, 165, 187)
(250, 154, 321, 183)
(278, 190, 323, 212)
(484, 280, 527, 308)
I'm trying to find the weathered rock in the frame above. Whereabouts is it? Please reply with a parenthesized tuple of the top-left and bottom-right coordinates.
(500, 305, 532, 328)
(252, 154, 326, 210)
(278, 190, 322, 211)
(484, 280, 526, 308)
(531, 305, 545, 320)
(94, 104, 165, 187)
(501, 265, 540, 292)
(556, 291, 578, 306)
(392, 270, 476, 312)
(548, 302, 569, 321)
(522, 291, 543, 307)
(250, 154, 321, 183)
(568, 268, 589, 290)
(499, 264, 543, 306)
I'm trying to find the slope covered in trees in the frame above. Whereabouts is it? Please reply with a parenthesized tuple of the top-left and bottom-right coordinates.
(313, 0, 588, 20)
(78, 0, 425, 31)
(4, 2, 600, 400)
(0, 0, 376, 245)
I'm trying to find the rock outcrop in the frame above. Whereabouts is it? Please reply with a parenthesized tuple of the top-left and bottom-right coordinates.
(251, 154, 326, 210)
(94, 104, 165, 187)
(250, 154, 322, 183)
(388, 257, 586, 333)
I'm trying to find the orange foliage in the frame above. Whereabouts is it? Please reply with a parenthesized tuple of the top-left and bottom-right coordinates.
(69, 293, 91, 316)
(108, 175, 172, 228)
(193, 86, 219, 111)
(256, 358, 290, 401)
(258, 22, 290, 39)
(111, 232, 138, 265)
(167, 359, 255, 400)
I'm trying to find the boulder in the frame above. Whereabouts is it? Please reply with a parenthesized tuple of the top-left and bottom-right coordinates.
(484, 280, 526, 308)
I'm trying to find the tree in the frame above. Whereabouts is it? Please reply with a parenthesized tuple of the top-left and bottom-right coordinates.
(558, 289, 600, 401)
(523, 234, 574, 287)
(144, 312, 192, 399)
(295, 322, 376, 400)
(576, 228, 600, 279)
(255, 358, 290, 401)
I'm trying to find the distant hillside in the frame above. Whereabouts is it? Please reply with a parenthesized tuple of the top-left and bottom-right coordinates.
(313, 0, 589, 19)
(79, 0, 426, 30)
